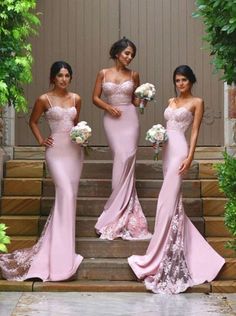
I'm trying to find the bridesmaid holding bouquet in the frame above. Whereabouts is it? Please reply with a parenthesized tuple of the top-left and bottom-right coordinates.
(92, 37, 151, 240)
(0, 61, 84, 281)
(128, 65, 225, 294)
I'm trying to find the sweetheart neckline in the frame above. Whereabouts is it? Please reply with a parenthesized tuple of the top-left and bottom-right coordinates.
(46, 105, 76, 112)
(102, 80, 134, 86)
(167, 106, 193, 116)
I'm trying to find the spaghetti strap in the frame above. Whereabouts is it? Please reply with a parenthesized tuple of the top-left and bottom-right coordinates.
(73, 93, 76, 107)
(46, 94, 53, 108)
(102, 69, 106, 83)
(130, 70, 133, 80)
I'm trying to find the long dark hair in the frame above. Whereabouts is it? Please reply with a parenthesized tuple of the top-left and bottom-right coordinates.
(173, 65, 196, 95)
(49, 61, 73, 84)
(109, 37, 136, 59)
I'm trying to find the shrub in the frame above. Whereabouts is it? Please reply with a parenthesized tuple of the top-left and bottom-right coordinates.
(215, 152, 236, 251)
(0, 0, 40, 111)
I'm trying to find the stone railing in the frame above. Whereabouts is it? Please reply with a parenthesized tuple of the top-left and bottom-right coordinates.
(0, 106, 15, 195)
(224, 83, 236, 156)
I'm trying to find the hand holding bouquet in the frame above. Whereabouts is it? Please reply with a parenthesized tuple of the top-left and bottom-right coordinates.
(134, 83, 156, 114)
(70, 121, 92, 155)
(146, 124, 168, 160)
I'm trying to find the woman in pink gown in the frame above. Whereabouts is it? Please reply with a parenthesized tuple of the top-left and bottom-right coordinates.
(128, 65, 225, 293)
(93, 38, 151, 240)
(0, 61, 84, 281)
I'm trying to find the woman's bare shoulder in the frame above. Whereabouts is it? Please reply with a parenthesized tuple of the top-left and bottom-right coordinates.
(168, 97, 175, 105)
(72, 92, 81, 103)
(193, 97, 204, 108)
(36, 93, 49, 105)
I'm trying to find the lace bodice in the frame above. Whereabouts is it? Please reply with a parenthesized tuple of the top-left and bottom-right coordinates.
(164, 106, 193, 132)
(102, 80, 134, 106)
(45, 106, 77, 133)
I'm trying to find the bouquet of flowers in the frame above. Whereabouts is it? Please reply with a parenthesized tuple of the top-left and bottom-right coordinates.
(134, 83, 156, 114)
(146, 124, 168, 160)
(70, 121, 92, 155)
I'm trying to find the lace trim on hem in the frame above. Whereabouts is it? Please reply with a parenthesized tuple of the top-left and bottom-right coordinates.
(142, 196, 194, 294)
(97, 195, 151, 241)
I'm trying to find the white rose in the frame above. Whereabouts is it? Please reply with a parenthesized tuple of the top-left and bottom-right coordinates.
(75, 136, 84, 144)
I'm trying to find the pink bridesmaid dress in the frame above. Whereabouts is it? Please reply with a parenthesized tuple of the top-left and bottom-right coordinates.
(128, 105, 225, 293)
(95, 72, 151, 240)
(0, 95, 84, 281)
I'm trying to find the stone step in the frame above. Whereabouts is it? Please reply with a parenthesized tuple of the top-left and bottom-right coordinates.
(77, 258, 236, 281)
(216, 258, 236, 281)
(204, 217, 231, 237)
(1, 256, 233, 283)
(207, 238, 236, 258)
(39, 216, 204, 237)
(13, 146, 225, 160)
(77, 238, 147, 258)
(5, 160, 44, 178)
(2, 178, 201, 198)
(201, 180, 224, 197)
(4, 236, 233, 263)
(5, 159, 223, 180)
(2, 179, 42, 196)
(211, 281, 236, 293)
(0, 216, 39, 236)
(0, 215, 205, 238)
(5, 160, 199, 180)
(78, 238, 234, 259)
(0, 196, 41, 215)
(0, 196, 203, 217)
(0, 280, 212, 293)
(43, 179, 201, 198)
(198, 160, 221, 179)
(4, 177, 212, 199)
(6, 236, 37, 253)
(3, 236, 234, 260)
(203, 198, 226, 216)
(41, 197, 202, 217)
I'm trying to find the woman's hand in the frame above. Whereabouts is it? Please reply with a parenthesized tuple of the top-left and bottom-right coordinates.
(40, 136, 54, 147)
(179, 158, 192, 175)
(106, 106, 122, 117)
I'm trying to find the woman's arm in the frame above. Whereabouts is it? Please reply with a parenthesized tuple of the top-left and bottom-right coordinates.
(74, 94, 82, 125)
(132, 71, 141, 107)
(92, 70, 121, 117)
(29, 96, 53, 147)
(179, 98, 204, 175)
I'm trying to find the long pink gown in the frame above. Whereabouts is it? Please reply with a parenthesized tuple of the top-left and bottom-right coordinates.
(128, 106, 225, 294)
(0, 95, 84, 281)
(95, 74, 151, 240)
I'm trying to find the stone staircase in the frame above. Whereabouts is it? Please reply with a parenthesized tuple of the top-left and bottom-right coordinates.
(0, 146, 235, 293)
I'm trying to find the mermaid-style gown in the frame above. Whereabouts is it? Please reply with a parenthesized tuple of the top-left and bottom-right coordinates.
(95, 79, 151, 240)
(0, 99, 84, 281)
(128, 106, 225, 294)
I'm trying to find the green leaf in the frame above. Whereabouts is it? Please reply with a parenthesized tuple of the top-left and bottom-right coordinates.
(0, 244, 8, 253)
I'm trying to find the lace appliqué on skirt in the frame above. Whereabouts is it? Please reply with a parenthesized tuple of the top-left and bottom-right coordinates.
(98, 195, 152, 240)
(0, 215, 51, 281)
(144, 197, 193, 294)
